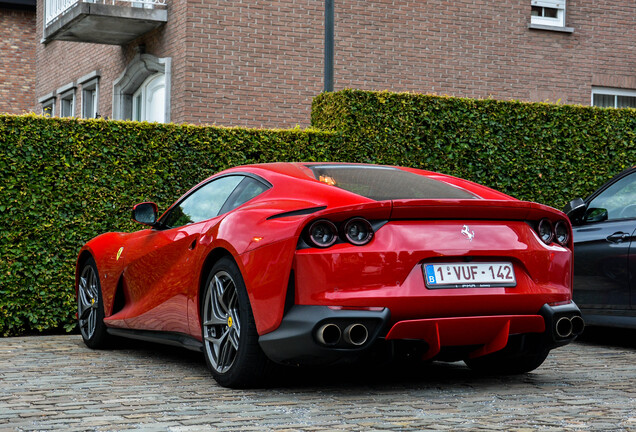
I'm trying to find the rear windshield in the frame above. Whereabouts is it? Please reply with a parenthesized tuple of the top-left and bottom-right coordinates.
(307, 165, 477, 201)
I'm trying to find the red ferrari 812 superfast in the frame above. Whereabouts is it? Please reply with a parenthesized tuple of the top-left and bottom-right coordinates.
(76, 163, 583, 388)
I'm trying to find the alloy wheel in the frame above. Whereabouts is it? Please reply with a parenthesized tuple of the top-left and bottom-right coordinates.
(78, 265, 99, 340)
(202, 270, 241, 373)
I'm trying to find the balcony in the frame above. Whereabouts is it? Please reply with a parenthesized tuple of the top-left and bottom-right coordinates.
(43, 0, 168, 45)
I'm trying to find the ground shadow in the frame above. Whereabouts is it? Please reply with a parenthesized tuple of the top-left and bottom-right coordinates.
(575, 326, 636, 350)
(102, 335, 551, 391)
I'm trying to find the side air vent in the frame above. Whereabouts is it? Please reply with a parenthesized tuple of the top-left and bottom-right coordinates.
(267, 206, 327, 220)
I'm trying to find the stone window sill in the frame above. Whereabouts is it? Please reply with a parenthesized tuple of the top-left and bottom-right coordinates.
(529, 23, 574, 33)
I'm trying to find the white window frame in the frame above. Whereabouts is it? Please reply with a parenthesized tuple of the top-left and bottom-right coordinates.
(531, 1, 565, 27)
(591, 87, 636, 109)
(529, 0, 572, 32)
(79, 71, 100, 119)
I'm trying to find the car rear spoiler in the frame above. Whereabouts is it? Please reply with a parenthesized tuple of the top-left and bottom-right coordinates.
(390, 199, 566, 221)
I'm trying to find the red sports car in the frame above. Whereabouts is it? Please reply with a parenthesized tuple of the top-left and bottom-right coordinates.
(76, 163, 583, 388)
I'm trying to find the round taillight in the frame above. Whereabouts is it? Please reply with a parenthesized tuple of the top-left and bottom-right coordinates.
(343, 217, 374, 246)
(554, 220, 569, 246)
(538, 218, 554, 244)
(307, 220, 338, 248)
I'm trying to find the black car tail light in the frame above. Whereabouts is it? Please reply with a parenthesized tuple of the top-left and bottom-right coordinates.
(342, 217, 374, 246)
(537, 218, 554, 245)
(533, 218, 570, 247)
(306, 220, 338, 248)
(554, 220, 570, 246)
(302, 217, 379, 249)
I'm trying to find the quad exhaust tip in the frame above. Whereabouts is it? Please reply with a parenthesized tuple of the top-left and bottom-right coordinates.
(570, 315, 585, 335)
(555, 316, 573, 338)
(316, 323, 341, 346)
(316, 322, 369, 347)
(343, 323, 369, 346)
(555, 315, 585, 339)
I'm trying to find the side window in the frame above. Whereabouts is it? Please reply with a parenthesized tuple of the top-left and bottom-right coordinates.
(220, 177, 269, 214)
(162, 176, 244, 228)
(585, 173, 636, 222)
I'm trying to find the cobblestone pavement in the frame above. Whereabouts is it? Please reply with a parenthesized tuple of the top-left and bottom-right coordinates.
(0, 332, 634, 431)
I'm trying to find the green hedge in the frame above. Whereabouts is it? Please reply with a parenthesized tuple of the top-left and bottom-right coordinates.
(2, 90, 635, 336)
(0, 115, 336, 336)
(312, 89, 636, 209)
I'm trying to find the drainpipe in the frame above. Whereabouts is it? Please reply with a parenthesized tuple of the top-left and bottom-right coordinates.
(324, 0, 334, 92)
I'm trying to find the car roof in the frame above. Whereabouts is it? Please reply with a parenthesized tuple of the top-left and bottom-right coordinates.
(216, 162, 514, 201)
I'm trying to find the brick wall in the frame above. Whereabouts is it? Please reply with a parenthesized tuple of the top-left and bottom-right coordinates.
(182, 0, 324, 127)
(0, 7, 36, 114)
(35, 0, 636, 128)
(333, 0, 636, 106)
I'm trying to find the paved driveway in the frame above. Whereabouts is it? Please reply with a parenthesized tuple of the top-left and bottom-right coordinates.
(0, 333, 635, 431)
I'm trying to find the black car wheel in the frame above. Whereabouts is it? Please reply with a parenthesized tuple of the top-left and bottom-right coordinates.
(201, 257, 269, 388)
(77, 257, 111, 349)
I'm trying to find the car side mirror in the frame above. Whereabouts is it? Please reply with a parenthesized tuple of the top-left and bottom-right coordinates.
(584, 207, 608, 223)
(132, 202, 158, 226)
(563, 198, 586, 225)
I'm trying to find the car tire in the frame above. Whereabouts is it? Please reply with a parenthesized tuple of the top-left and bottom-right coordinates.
(201, 257, 270, 388)
(77, 257, 112, 349)
(464, 345, 549, 375)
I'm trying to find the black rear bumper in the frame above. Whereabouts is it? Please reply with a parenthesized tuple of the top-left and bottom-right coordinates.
(258, 302, 583, 365)
(258, 305, 390, 365)
(539, 301, 584, 349)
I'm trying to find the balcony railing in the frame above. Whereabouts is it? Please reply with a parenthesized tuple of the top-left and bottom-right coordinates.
(42, 0, 168, 44)
(45, 0, 167, 27)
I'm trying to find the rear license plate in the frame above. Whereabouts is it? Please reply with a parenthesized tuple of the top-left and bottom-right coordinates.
(424, 262, 516, 288)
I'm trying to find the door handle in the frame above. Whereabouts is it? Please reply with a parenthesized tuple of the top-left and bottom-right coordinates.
(606, 232, 630, 243)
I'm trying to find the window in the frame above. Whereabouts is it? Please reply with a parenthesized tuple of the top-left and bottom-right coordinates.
(307, 165, 478, 201)
(585, 172, 636, 222)
(39, 91, 56, 116)
(161, 176, 244, 228)
(82, 87, 98, 119)
(57, 83, 76, 117)
(60, 94, 74, 117)
(532, 5, 559, 20)
(132, 73, 165, 122)
(79, 72, 100, 119)
(113, 54, 171, 122)
(41, 97, 55, 117)
(592, 87, 636, 109)
(161, 175, 270, 229)
(530, 0, 570, 31)
(219, 177, 270, 214)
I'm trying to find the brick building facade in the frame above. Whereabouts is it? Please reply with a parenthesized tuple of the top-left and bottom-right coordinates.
(35, 0, 636, 128)
(0, 0, 36, 115)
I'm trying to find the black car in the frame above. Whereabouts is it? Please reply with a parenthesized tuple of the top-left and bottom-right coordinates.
(564, 166, 636, 329)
